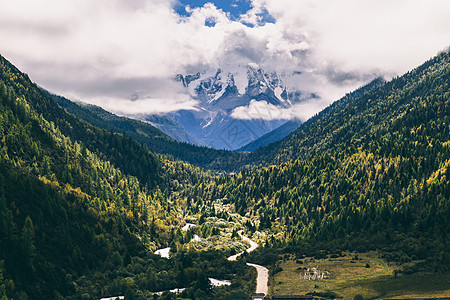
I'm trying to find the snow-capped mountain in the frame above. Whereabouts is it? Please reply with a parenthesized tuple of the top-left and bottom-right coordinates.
(145, 66, 309, 150)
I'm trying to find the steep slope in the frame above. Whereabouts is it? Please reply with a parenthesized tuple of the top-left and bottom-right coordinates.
(192, 50, 450, 269)
(55, 94, 245, 170)
(250, 77, 386, 164)
(168, 108, 287, 150)
(144, 113, 204, 145)
(0, 58, 164, 188)
(0, 55, 253, 299)
(237, 77, 385, 153)
(0, 57, 170, 298)
(56, 98, 203, 146)
(237, 119, 302, 152)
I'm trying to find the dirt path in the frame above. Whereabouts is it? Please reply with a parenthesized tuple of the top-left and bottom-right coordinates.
(227, 232, 258, 261)
(246, 263, 269, 295)
(241, 233, 258, 252)
(227, 251, 242, 261)
(227, 233, 269, 296)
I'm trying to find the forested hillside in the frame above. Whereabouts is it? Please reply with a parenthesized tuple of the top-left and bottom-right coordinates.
(191, 51, 450, 269)
(237, 119, 302, 152)
(250, 77, 386, 165)
(0, 55, 253, 299)
(239, 77, 385, 154)
(0, 48, 449, 299)
(55, 95, 245, 170)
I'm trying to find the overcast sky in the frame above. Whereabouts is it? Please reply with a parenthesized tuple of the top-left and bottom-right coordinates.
(1, 0, 449, 117)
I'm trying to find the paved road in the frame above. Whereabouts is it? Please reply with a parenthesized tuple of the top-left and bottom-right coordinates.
(227, 233, 269, 296)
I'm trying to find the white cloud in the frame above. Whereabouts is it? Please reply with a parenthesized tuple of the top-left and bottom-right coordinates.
(0, 0, 449, 117)
(86, 95, 199, 116)
(264, 0, 450, 75)
(231, 100, 289, 120)
(231, 98, 330, 122)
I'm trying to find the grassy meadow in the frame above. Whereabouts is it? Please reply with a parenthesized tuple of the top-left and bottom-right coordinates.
(270, 252, 450, 299)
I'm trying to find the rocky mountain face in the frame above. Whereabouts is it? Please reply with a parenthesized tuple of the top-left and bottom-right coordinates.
(145, 66, 309, 150)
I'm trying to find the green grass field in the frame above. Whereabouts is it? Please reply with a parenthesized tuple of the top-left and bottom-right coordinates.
(270, 252, 450, 299)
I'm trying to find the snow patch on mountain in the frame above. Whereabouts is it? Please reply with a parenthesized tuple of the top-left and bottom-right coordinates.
(151, 65, 316, 150)
(274, 86, 284, 102)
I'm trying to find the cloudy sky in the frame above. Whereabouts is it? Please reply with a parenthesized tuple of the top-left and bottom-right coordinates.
(1, 0, 449, 118)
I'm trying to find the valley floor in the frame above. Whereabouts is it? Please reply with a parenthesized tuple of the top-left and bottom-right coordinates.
(270, 252, 450, 299)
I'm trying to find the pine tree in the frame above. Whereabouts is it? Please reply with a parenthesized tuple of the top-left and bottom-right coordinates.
(21, 215, 35, 272)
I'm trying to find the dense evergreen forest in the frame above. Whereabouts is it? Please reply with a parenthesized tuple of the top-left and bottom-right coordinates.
(249, 76, 386, 165)
(0, 49, 449, 299)
(54, 94, 246, 170)
(188, 50, 450, 269)
(0, 55, 253, 299)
